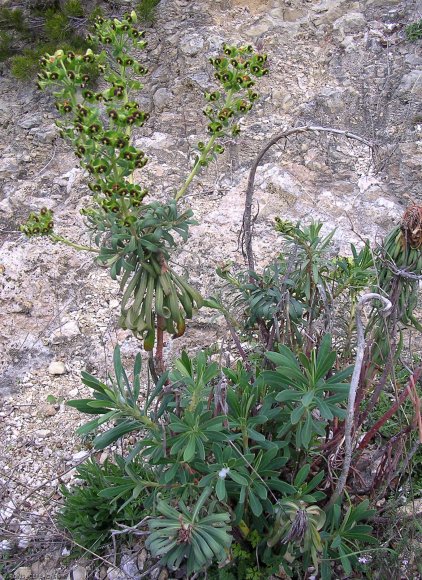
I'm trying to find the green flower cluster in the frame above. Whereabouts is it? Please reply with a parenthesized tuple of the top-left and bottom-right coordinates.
(88, 13, 148, 54)
(35, 12, 150, 229)
(204, 44, 267, 138)
(20, 208, 54, 237)
(36, 48, 99, 91)
(24, 17, 268, 352)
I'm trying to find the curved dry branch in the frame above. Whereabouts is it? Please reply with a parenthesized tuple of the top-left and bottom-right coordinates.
(241, 126, 373, 271)
(328, 293, 392, 508)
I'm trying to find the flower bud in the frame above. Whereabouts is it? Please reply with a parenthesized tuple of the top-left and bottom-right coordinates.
(208, 122, 223, 135)
(88, 124, 101, 134)
(83, 52, 94, 63)
(82, 90, 95, 102)
(135, 157, 148, 168)
(77, 105, 89, 117)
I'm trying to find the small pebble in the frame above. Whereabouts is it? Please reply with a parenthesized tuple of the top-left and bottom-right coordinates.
(48, 361, 66, 375)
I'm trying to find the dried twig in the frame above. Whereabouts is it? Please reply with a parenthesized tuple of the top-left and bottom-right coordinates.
(224, 315, 250, 370)
(241, 125, 373, 271)
(328, 293, 392, 507)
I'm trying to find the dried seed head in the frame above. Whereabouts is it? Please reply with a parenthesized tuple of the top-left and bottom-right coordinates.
(282, 509, 308, 545)
(402, 205, 422, 249)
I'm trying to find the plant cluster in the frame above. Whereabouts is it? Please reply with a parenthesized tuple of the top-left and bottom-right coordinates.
(60, 213, 422, 577)
(59, 457, 145, 552)
(136, 0, 161, 25)
(0, 1, 97, 78)
(20, 7, 422, 580)
(22, 14, 267, 371)
(65, 337, 377, 578)
(406, 19, 422, 42)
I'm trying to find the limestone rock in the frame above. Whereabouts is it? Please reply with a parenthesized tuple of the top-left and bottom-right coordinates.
(244, 19, 271, 37)
(283, 7, 306, 22)
(0, 157, 19, 178)
(18, 116, 41, 130)
(179, 33, 204, 56)
(50, 321, 81, 343)
(67, 566, 87, 580)
(333, 12, 366, 36)
(41, 404, 58, 417)
(0, 198, 13, 218)
(398, 70, 422, 98)
(153, 88, 173, 111)
(48, 361, 66, 375)
(72, 450, 89, 462)
(30, 125, 57, 143)
(14, 567, 32, 579)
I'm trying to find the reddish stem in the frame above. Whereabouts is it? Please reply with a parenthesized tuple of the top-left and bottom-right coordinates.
(357, 367, 422, 451)
(154, 315, 166, 377)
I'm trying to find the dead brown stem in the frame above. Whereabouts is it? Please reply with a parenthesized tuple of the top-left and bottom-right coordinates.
(242, 125, 373, 271)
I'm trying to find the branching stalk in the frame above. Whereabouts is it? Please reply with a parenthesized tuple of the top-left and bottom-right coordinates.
(242, 126, 372, 271)
(175, 134, 217, 201)
(51, 233, 99, 253)
(175, 89, 235, 201)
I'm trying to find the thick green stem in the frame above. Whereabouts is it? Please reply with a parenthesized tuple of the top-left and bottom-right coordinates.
(175, 134, 217, 201)
(175, 89, 235, 201)
(51, 234, 99, 253)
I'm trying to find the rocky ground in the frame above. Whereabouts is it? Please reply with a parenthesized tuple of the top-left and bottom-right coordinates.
(1, 0, 421, 577)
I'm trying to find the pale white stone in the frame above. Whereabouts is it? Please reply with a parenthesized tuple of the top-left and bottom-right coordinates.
(48, 361, 66, 375)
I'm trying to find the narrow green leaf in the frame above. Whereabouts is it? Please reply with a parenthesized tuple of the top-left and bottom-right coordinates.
(94, 421, 141, 449)
(66, 399, 110, 415)
(183, 436, 196, 462)
(216, 477, 226, 501)
(301, 412, 313, 448)
(291, 405, 305, 425)
(230, 471, 248, 486)
(248, 490, 262, 517)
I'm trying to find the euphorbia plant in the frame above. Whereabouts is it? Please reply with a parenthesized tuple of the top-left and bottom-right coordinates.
(21, 10, 268, 374)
